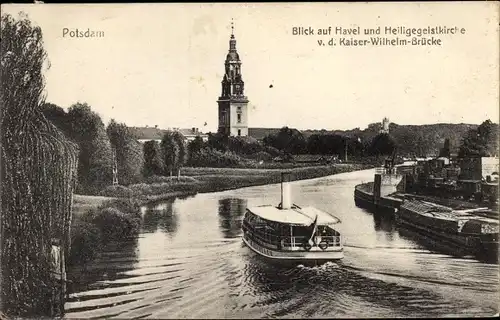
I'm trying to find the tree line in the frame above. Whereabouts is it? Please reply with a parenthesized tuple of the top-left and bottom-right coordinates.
(261, 121, 498, 159)
(262, 126, 397, 158)
(41, 102, 193, 194)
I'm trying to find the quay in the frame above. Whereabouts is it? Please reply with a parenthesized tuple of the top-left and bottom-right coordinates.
(354, 156, 499, 261)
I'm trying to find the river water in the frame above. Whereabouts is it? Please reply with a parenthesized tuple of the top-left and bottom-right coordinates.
(65, 168, 499, 318)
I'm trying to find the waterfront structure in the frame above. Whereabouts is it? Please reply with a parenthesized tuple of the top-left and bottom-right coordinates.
(217, 20, 249, 137)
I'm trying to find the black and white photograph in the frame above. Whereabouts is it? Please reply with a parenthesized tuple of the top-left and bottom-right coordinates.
(1, 2, 499, 319)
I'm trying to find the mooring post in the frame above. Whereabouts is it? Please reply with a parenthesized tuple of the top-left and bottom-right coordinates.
(50, 238, 66, 317)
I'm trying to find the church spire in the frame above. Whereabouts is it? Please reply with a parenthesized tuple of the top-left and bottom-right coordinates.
(217, 19, 249, 137)
(229, 18, 237, 51)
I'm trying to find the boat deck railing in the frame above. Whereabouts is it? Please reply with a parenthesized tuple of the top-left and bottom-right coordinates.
(246, 228, 342, 251)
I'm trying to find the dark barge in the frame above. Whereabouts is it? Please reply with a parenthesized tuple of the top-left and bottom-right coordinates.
(354, 158, 499, 261)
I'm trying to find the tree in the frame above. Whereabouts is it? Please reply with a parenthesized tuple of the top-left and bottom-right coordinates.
(207, 132, 229, 152)
(263, 126, 307, 154)
(143, 140, 164, 176)
(161, 131, 181, 175)
(1, 12, 78, 317)
(106, 119, 144, 185)
(172, 131, 187, 168)
(67, 102, 113, 194)
(459, 120, 499, 157)
(439, 138, 451, 157)
(40, 102, 71, 137)
(188, 136, 204, 156)
(369, 133, 396, 156)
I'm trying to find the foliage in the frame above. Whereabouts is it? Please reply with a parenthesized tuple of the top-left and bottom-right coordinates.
(459, 120, 499, 157)
(245, 151, 274, 161)
(206, 132, 229, 152)
(106, 119, 145, 185)
(99, 184, 136, 198)
(188, 136, 205, 155)
(439, 138, 451, 157)
(143, 140, 164, 176)
(68, 198, 142, 266)
(1, 12, 79, 317)
(68, 220, 101, 265)
(263, 126, 307, 154)
(161, 130, 186, 175)
(129, 181, 202, 195)
(66, 102, 113, 194)
(144, 175, 198, 184)
(187, 147, 252, 167)
(368, 133, 396, 156)
(303, 122, 478, 157)
(306, 133, 364, 157)
(91, 207, 140, 241)
(40, 102, 71, 136)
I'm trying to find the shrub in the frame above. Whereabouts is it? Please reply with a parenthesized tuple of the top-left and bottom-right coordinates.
(99, 184, 136, 198)
(68, 220, 102, 265)
(128, 181, 201, 195)
(144, 175, 198, 184)
(188, 147, 256, 168)
(245, 151, 273, 162)
(92, 207, 141, 241)
(99, 198, 141, 218)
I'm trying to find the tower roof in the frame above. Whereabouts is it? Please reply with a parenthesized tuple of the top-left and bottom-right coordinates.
(226, 18, 240, 61)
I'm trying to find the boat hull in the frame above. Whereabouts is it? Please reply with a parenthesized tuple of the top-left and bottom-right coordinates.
(354, 185, 401, 215)
(395, 207, 499, 261)
(242, 234, 343, 266)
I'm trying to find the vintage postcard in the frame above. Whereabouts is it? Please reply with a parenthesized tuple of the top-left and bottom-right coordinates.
(1, 2, 499, 319)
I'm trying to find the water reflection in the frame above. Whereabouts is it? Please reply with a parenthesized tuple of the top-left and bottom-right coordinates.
(218, 198, 247, 239)
(66, 238, 140, 295)
(142, 199, 179, 236)
(372, 212, 396, 233)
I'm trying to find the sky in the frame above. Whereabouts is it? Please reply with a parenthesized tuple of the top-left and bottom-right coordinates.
(3, 2, 499, 132)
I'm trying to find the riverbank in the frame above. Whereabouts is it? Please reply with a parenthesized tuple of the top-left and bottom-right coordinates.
(68, 164, 373, 266)
(96, 163, 375, 206)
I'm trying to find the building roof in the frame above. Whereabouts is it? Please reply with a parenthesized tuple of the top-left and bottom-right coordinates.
(247, 205, 341, 226)
(129, 126, 207, 141)
(129, 127, 167, 140)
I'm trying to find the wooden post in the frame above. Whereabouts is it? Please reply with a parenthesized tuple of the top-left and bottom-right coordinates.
(345, 140, 348, 162)
(50, 238, 66, 317)
(112, 147, 118, 185)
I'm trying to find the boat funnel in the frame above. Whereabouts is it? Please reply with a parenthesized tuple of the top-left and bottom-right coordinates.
(280, 171, 292, 209)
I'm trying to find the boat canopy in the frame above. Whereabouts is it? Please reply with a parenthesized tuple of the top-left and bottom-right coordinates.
(246, 205, 341, 226)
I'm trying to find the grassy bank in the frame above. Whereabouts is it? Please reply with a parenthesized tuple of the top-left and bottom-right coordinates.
(97, 163, 374, 204)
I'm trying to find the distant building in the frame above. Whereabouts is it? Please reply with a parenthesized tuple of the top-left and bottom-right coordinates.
(458, 156, 499, 181)
(217, 21, 249, 137)
(380, 117, 390, 134)
(130, 126, 208, 143)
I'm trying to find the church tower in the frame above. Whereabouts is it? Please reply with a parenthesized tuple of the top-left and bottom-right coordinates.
(217, 20, 249, 137)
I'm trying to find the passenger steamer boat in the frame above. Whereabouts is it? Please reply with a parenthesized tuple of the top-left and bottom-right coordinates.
(242, 172, 344, 265)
